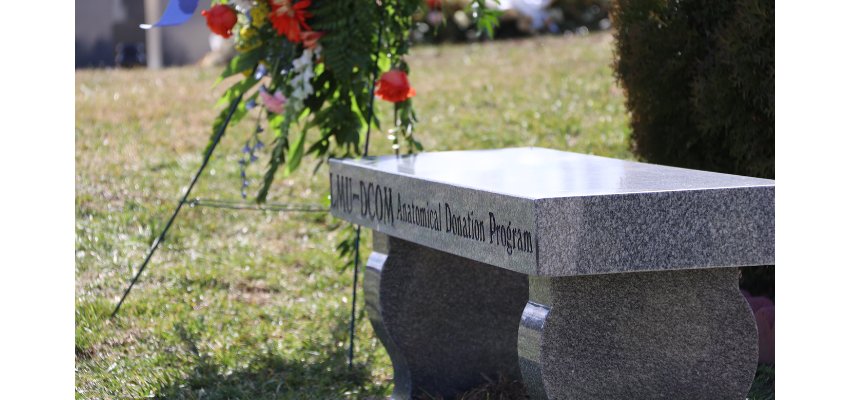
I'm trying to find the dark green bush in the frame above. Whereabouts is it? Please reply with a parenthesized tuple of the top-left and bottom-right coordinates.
(612, 0, 774, 179)
(612, 0, 774, 298)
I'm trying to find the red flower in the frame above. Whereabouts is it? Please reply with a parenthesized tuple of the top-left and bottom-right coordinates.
(268, 0, 313, 43)
(426, 0, 441, 10)
(300, 31, 325, 49)
(376, 70, 416, 103)
(201, 4, 238, 38)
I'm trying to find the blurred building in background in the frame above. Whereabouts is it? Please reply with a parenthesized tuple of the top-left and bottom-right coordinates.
(76, 0, 610, 68)
(76, 0, 211, 68)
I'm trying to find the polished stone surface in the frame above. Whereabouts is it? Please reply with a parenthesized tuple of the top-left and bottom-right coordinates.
(330, 147, 774, 276)
(518, 268, 758, 399)
(366, 233, 529, 399)
(331, 147, 774, 200)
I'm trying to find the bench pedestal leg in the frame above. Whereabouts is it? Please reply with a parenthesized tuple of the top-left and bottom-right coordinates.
(518, 268, 758, 400)
(366, 233, 529, 399)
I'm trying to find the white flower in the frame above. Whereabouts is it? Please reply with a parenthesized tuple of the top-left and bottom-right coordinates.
(292, 49, 314, 71)
(291, 68, 314, 89)
(290, 80, 313, 102)
(291, 86, 305, 101)
(231, 0, 254, 12)
(303, 67, 314, 81)
(285, 48, 318, 113)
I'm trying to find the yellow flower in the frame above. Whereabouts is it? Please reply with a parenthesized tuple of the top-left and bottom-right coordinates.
(250, 3, 269, 28)
(236, 25, 262, 53)
(240, 25, 258, 39)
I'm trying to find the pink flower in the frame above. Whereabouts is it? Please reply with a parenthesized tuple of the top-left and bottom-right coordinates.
(259, 87, 287, 114)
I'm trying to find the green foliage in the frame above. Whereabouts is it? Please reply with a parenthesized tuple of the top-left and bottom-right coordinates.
(217, 47, 263, 83)
(307, 0, 377, 159)
(468, 0, 503, 38)
(611, 0, 774, 179)
(256, 114, 293, 203)
(692, 0, 774, 178)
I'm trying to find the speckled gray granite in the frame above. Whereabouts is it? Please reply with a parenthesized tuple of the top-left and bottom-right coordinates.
(332, 148, 772, 399)
(330, 147, 774, 276)
(366, 233, 529, 399)
(518, 268, 758, 399)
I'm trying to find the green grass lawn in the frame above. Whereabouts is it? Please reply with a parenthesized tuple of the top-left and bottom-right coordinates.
(75, 32, 770, 399)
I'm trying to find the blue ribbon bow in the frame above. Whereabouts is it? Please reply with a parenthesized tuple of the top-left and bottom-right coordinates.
(140, 0, 199, 29)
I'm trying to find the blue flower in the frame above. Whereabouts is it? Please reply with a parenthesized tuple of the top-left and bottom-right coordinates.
(254, 64, 268, 80)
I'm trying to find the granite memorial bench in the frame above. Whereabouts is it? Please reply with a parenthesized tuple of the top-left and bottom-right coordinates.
(329, 147, 774, 400)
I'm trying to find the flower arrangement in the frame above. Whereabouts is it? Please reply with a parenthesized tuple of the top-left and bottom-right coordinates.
(190, 0, 499, 201)
(196, 0, 423, 202)
(113, 0, 501, 334)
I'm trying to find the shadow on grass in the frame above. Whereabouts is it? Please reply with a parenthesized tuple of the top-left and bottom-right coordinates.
(154, 352, 384, 400)
(154, 320, 389, 400)
(149, 315, 773, 400)
(415, 365, 774, 400)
